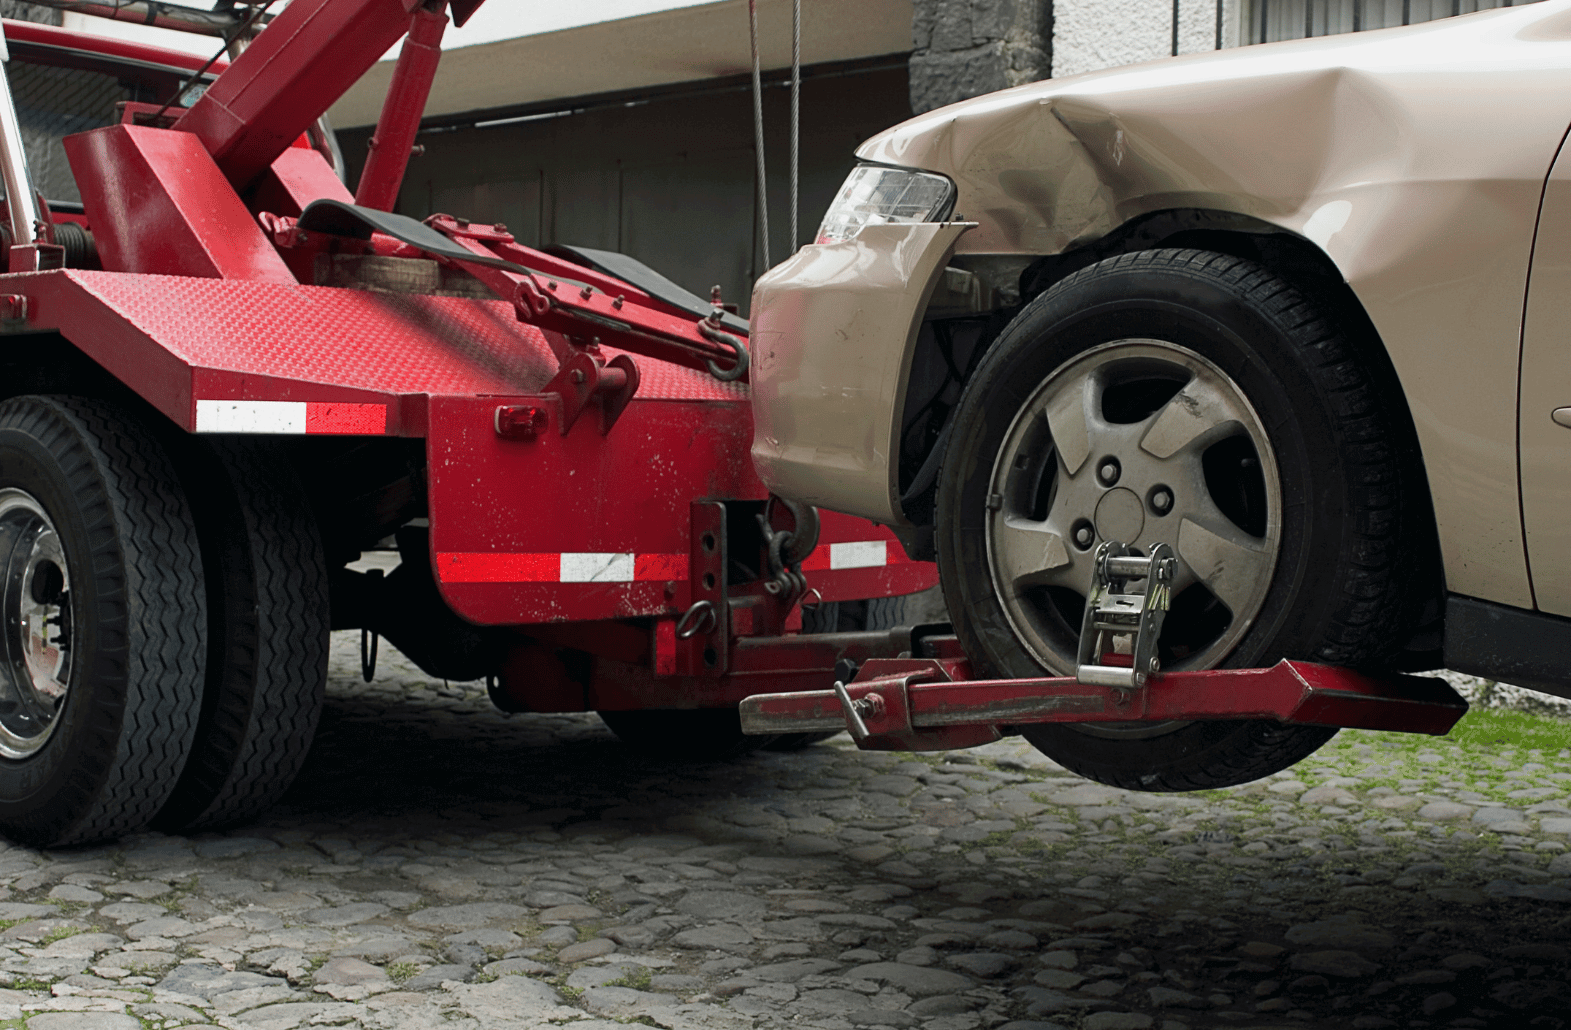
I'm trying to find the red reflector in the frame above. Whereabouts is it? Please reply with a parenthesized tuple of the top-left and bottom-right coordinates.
(495, 404, 549, 441)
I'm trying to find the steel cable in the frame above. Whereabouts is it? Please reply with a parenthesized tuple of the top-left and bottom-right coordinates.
(790, 0, 800, 254)
(748, 0, 769, 273)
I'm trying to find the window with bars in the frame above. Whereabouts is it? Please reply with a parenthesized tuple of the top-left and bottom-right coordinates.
(4, 43, 204, 204)
(1248, 0, 1542, 44)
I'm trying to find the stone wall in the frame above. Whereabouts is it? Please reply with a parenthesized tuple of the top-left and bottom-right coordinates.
(910, 0, 1246, 113)
(0, 2, 61, 25)
(908, 0, 1052, 114)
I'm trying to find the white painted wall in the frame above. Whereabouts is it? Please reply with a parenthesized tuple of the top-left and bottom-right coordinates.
(59, 1, 726, 62)
(1052, 0, 1245, 78)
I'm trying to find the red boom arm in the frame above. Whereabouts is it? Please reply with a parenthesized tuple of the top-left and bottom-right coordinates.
(173, 0, 488, 192)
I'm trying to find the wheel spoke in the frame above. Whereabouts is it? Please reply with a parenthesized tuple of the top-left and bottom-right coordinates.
(1176, 514, 1273, 616)
(993, 517, 1072, 591)
(1043, 373, 1095, 476)
(1139, 377, 1243, 460)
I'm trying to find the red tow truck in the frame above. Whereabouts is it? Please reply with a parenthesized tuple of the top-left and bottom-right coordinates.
(0, 0, 1473, 851)
(0, 0, 935, 848)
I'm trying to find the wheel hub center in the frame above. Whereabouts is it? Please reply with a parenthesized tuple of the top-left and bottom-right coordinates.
(1094, 486, 1145, 544)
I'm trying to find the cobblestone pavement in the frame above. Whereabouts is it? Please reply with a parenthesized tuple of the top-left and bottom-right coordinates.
(0, 635, 1565, 1030)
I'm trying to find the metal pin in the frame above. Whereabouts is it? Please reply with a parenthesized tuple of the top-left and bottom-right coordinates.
(833, 680, 870, 740)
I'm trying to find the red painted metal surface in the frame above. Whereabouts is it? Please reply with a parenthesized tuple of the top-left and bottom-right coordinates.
(426, 395, 933, 625)
(3, 267, 934, 627)
(739, 656, 1470, 751)
(173, 0, 436, 190)
(252, 147, 355, 219)
(63, 126, 296, 282)
(355, 5, 447, 211)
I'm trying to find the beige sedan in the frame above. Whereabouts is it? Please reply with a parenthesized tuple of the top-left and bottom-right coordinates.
(749, 1, 1571, 789)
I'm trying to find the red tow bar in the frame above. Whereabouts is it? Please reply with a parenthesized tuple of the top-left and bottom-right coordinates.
(738, 652, 1468, 753)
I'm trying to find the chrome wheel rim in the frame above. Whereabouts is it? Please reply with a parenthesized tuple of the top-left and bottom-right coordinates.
(0, 489, 72, 758)
(985, 339, 1281, 735)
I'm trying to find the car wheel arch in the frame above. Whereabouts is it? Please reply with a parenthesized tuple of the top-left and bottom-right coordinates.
(901, 210, 1446, 662)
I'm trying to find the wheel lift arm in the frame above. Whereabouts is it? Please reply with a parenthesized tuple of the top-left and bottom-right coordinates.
(739, 540, 1469, 752)
(739, 650, 1469, 752)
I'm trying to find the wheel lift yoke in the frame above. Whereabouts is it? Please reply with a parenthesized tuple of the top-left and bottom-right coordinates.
(740, 540, 1469, 752)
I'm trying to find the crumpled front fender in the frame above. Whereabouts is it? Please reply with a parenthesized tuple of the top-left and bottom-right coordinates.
(749, 221, 973, 525)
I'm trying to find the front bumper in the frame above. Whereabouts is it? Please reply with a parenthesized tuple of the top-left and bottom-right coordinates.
(748, 222, 973, 525)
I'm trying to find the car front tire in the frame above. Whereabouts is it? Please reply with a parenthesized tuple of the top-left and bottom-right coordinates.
(937, 248, 1428, 790)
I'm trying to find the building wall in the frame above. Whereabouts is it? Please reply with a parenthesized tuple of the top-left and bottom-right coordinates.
(0, 2, 59, 24)
(339, 62, 910, 317)
(1050, 0, 1238, 78)
(913, 0, 1535, 110)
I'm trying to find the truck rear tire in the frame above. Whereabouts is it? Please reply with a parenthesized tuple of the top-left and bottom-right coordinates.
(0, 396, 206, 847)
(155, 440, 328, 831)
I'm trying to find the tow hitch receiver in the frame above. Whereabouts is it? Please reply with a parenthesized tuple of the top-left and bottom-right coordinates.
(739, 648, 1469, 752)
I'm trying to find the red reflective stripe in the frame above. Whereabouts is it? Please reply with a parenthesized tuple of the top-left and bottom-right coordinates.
(439, 552, 688, 583)
(305, 402, 387, 434)
(438, 552, 557, 583)
(800, 548, 831, 572)
(635, 553, 686, 580)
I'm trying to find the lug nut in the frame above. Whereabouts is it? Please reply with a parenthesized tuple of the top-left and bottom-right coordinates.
(1150, 488, 1174, 515)
(1098, 458, 1121, 486)
(1073, 522, 1095, 549)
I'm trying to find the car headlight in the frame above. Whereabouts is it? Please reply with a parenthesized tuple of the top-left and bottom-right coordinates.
(815, 164, 955, 245)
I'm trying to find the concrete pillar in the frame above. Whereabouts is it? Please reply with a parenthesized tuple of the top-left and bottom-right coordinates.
(909, 0, 1052, 114)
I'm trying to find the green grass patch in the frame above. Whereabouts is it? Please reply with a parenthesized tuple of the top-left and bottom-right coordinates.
(607, 965, 652, 990)
(1443, 707, 1571, 753)
(1321, 706, 1571, 768)
(386, 961, 421, 985)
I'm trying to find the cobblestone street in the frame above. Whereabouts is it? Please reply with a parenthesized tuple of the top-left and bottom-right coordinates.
(0, 634, 1563, 1030)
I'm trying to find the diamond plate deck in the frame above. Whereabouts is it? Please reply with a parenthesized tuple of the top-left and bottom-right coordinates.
(14, 269, 745, 434)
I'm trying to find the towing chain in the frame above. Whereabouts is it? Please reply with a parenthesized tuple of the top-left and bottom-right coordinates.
(757, 496, 818, 610)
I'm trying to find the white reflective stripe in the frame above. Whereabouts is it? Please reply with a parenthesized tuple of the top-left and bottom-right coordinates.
(830, 540, 887, 569)
(195, 400, 306, 434)
(560, 552, 635, 582)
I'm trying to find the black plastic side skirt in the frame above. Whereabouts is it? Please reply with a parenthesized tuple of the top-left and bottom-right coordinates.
(1443, 595, 1571, 699)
